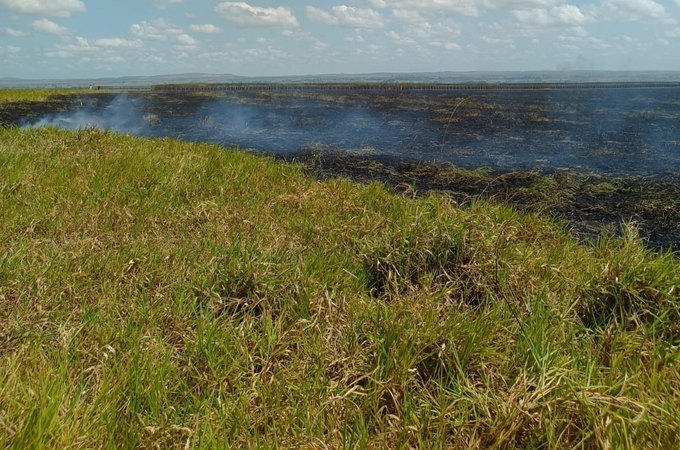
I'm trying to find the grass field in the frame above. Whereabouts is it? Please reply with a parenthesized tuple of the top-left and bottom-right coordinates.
(0, 89, 90, 103)
(0, 121, 679, 447)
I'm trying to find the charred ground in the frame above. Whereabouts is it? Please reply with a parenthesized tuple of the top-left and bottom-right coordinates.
(3, 86, 679, 250)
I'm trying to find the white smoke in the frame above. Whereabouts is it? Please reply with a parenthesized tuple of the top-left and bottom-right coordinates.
(26, 95, 147, 133)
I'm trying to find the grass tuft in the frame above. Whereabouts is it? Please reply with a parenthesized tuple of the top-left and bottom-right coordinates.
(580, 225, 680, 337)
(361, 221, 469, 299)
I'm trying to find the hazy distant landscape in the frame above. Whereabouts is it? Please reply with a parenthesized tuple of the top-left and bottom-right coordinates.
(3, 70, 680, 89)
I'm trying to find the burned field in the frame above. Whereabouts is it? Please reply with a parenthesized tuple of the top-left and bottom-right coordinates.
(2, 88, 680, 448)
(3, 84, 680, 249)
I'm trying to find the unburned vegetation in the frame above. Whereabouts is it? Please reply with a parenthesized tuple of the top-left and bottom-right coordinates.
(1, 126, 678, 448)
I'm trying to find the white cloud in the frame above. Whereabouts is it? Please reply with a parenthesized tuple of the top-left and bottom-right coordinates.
(0, 0, 85, 17)
(386, 30, 416, 46)
(131, 19, 183, 40)
(32, 18, 70, 35)
(312, 41, 329, 51)
(173, 33, 199, 52)
(481, 35, 514, 46)
(369, 0, 480, 16)
(282, 29, 311, 39)
(176, 34, 198, 46)
(306, 6, 336, 24)
(513, 4, 586, 27)
(392, 9, 427, 23)
(281, 29, 328, 51)
(429, 41, 461, 50)
(43, 35, 155, 67)
(387, 19, 462, 52)
(46, 36, 97, 57)
(59, 36, 96, 51)
(189, 24, 222, 34)
(307, 6, 385, 29)
(667, 27, 680, 38)
(94, 38, 144, 48)
(601, 0, 670, 22)
(4, 27, 27, 37)
(215, 2, 299, 28)
(487, 0, 558, 8)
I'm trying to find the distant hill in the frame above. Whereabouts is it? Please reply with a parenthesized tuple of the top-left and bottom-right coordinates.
(0, 73, 246, 88)
(3, 71, 680, 88)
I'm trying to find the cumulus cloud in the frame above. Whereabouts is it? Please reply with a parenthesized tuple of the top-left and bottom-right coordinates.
(189, 24, 222, 34)
(513, 4, 586, 27)
(45, 36, 97, 58)
(94, 38, 144, 48)
(32, 18, 70, 35)
(601, 0, 670, 22)
(370, 0, 571, 20)
(369, 0, 480, 16)
(487, 0, 558, 8)
(215, 2, 299, 28)
(306, 5, 385, 29)
(392, 9, 427, 23)
(387, 19, 462, 52)
(173, 33, 199, 52)
(0, 0, 85, 17)
(176, 34, 198, 46)
(131, 19, 183, 40)
(281, 29, 328, 52)
(306, 6, 336, 24)
(44, 35, 152, 66)
(4, 27, 27, 37)
(57, 36, 96, 52)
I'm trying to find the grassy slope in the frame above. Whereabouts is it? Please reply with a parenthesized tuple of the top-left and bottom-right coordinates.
(0, 126, 678, 448)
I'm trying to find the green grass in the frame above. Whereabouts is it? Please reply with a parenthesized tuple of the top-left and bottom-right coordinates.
(0, 126, 679, 448)
(0, 89, 91, 103)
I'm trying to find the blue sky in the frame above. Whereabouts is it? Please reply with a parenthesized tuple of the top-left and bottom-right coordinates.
(1, 0, 680, 78)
